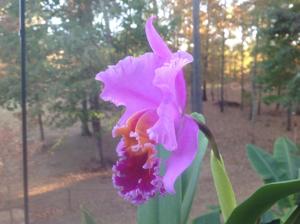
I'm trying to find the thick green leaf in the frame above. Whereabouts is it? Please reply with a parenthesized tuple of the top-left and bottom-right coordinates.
(137, 145, 181, 224)
(225, 179, 300, 224)
(80, 207, 97, 224)
(247, 144, 284, 182)
(211, 151, 237, 222)
(283, 206, 300, 224)
(192, 210, 221, 224)
(274, 137, 297, 179)
(157, 145, 182, 224)
(137, 199, 159, 224)
(158, 180, 182, 224)
(181, 130, 208, 224)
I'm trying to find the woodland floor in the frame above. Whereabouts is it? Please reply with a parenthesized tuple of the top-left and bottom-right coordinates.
(0, 82, 299, 224)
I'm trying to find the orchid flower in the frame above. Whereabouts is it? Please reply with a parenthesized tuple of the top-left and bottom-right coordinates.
(95, 17, 199, 204)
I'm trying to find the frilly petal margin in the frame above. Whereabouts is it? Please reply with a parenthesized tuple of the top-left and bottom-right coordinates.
(145, 16, 172, 59)
(163, 115, 199, 193)
(95, 53, 162, 135)
(148, 51, 193, 151)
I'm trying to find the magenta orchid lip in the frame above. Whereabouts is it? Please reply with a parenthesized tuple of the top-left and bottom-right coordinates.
(96, 16, 199, 204)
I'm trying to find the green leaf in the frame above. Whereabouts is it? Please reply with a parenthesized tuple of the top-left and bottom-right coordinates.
(247, 144, 283, 182)
(137, 199, 159, 224)
(225, 179, 300, 224)
(283, 206, 300, 224)
(274, 137, 297, 179)
(157, 145, 182, 224)
(211, 151, 237, 222)
(192, 210, 221, 224)
(137, 145, 181, 224)
(191, 112, 205, 124)
(80, 207, 97, 224)
(181, 128, 208, 224)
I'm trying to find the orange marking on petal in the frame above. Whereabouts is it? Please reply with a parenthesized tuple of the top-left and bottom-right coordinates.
(116, 110, 159, 168)
(135, 110, 158, 145)
(115, 111, 145, 148)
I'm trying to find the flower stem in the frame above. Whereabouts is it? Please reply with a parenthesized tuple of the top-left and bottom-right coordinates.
(194, 119, 221, 161)
(192, 114, 237, 221)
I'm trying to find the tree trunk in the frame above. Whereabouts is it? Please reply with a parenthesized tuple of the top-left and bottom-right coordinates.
(275, 86, 281, 111)
(35, 94, 46, 142)
(240, 26, 245, 111)
(210, 82, 215, 102)
(257, 84, 262, 115)
(103, 2, 111, 42)
(191, 0, 203, 113)
(287, 105, 292, 131)
(233, 55, 237, 80)
(220, 1, 226, 113)
(90, 95, 105, 167)
(80, 99, 91, 136)
(152, 0, 158, 14)
(203, 1, 210, 102)
(38, 112, 45, 141)
(250, 18, 258, 123)
(203, 80, 207, 101)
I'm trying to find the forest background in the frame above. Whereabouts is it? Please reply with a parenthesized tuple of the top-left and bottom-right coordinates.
(0, 0, 299, 223)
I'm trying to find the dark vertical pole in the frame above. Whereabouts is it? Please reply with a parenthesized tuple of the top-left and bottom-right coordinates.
(203, 0, 210, 102)
(19, 0, 29, 223)
(192, 0, 203, 113)
(220, 0, 226, 113)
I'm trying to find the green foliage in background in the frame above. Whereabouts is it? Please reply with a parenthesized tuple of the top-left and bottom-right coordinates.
(257, 1, 300, 111)
(247, 137, 300, 222)
(0, 0, 171, 136)
(226, 179, 300, 224)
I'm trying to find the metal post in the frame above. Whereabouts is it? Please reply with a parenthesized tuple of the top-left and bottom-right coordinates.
(19, 0, 29, 223)
(192, 0, 203, 113)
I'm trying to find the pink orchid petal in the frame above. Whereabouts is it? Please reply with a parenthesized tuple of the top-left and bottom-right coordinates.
(148, 51, 193, 151)
(163, 115, 199, 193)
(175, 70, 187, 111)
(145, 16, 172, 59)
(148, 101, 179, 151)
(154, 51, 192, 113)
(95, 53, 162, 133)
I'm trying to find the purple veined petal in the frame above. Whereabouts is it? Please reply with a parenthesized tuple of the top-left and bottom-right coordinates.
(163, 115, 199, 193)
(148, 51, 193, 151)
(145, 16, 172, 59)
(153, 51, 193, 113)
(95, 53, 163, 134)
